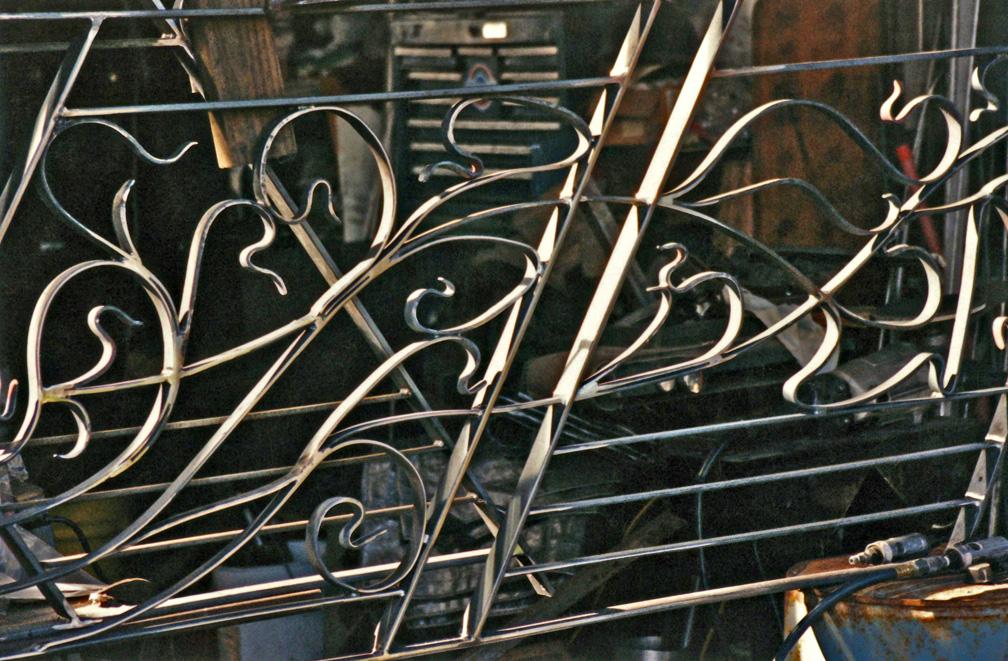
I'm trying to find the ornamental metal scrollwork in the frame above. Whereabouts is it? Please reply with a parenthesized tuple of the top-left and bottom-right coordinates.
(2, 1, 1008, 658)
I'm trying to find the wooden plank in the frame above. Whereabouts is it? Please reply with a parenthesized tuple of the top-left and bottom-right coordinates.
(188, 0, 296, 168)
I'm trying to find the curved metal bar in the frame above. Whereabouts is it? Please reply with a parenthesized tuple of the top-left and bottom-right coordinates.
(38, 118, 196, 258)
(664, 93, 960, 203)
(580, 243, 744, 397)
(305, 440, 426, 594)
(400, 236, 541, 337)
(24, 338, 478, 653)
(0, 260, 181, 509)
(684, 177, 881, 237)
(386, 97, 592, 258)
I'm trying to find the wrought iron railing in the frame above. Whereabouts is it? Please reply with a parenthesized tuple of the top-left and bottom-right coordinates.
(0, 0, 1006, 657)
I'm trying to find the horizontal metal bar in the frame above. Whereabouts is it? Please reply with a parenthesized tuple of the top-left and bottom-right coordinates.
(37, 548, 499, 654)
(0, 1, 631, 21)
(411, 165, 534, 180)
(44, 494, 482, 561)
(407, 118, 562, 131)
(533, 442, 991, 516)
(409, 142, 533, 156)
(5, 442, 444, 509)
(714, 45, 1008, 78)
(506, 499, 975, 577)
(379, 564, 922, 659)
(116, 591, 399, 644)
(62, 77, 616, 117)
(555, 384, 1008, 455)
(24, 390, 410, 448)
(163, 548, 486, 613)
(48, 592, 398, 656)
(0, 37, 180, 54)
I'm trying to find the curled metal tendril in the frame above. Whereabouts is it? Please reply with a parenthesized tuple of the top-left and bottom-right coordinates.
(40, 119, 196, 257)
(664, 85, 964, 251)
(51, 398, 92, 461)
(418, 97, 489, 182)
(781, 198, 1008, 409)
(970, 55, 1008, 123)
(879, 81, 963, 183)
(580, 242, 744, 397)
(272, 179, 342, 227)
(389, 96, 592, 256)
(305, 440, 426, 594)
(0, 376, 17, 422)
(0, 257, 181, 524)
(180, 199, 291, 344)
(405, 276, 456, 334)
(401, 236, 542, 338)
(994, 315, 1008, 351)
(238, 212, 288, 296)
(53, 306, 144, 393)
(112, 180, 141, 258)
(418, 96, 586, 183)
(253, 107, 391, 243)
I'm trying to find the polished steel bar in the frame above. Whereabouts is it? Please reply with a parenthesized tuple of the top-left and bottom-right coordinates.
(61, 77, 619, 118)
(714, 45, 1008, 78)
(375, 5, 663, 650)
(5, 442, 443, 508)
(464, 1, 740, 638)
(507, 499, 976, 578)
(23, 391, 410, 448)
(555, 384, 1008, 456)
(0, 37, 180, 54)
(533, 442, 991, 516)
(44, 493, 481, 561)
(0, 1, 632, 22)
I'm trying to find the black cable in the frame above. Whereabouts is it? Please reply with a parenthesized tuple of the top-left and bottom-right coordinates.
(25, 515, 112, 585)
(694, 440, 731, 649)
(751, 539, 783, 630)
(773, 568, 898, 661)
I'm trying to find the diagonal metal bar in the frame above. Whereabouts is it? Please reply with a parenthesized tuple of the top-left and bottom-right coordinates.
(0, 18, 102, 247)
(374, 4, 663, 652)
(948, 392, 1007, 546)
(463, 0, 745, 639)
(260, 168, 551, 596)
(0, 527, 81, 626)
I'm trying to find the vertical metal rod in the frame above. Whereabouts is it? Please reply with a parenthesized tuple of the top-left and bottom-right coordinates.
(942, 0, 979, 294)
